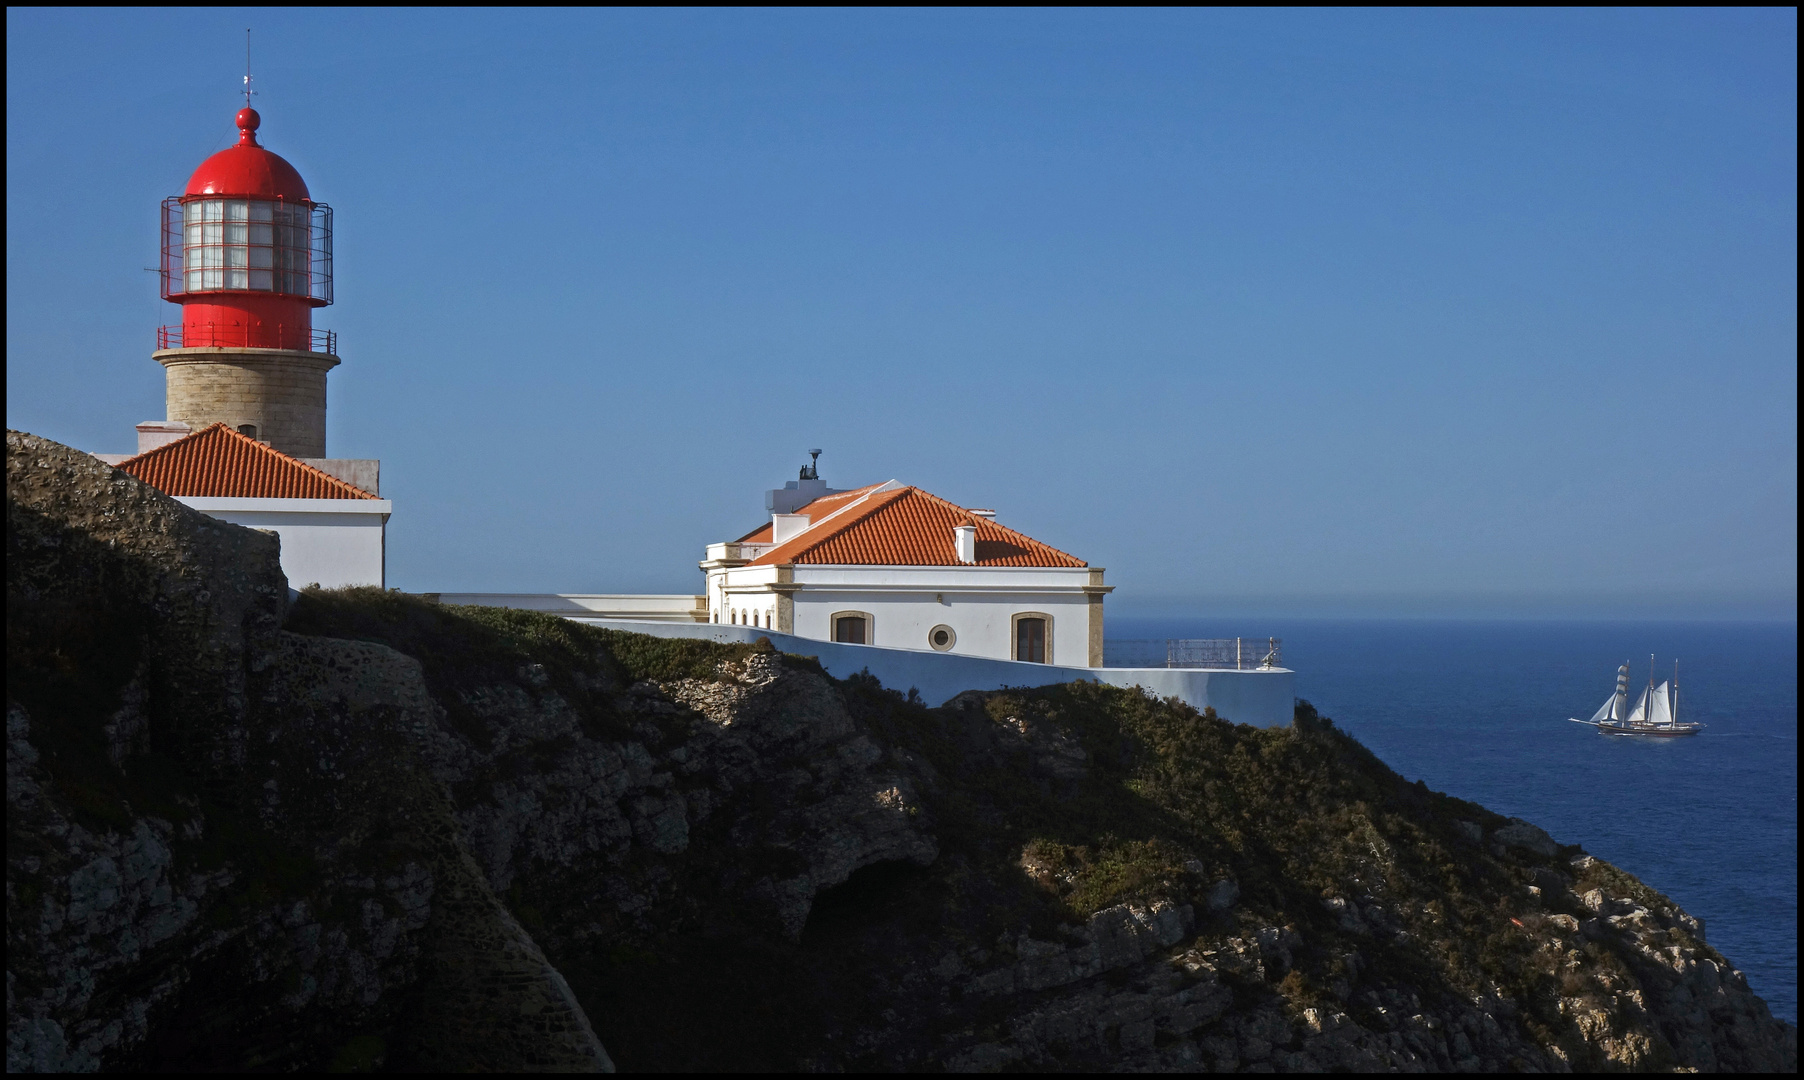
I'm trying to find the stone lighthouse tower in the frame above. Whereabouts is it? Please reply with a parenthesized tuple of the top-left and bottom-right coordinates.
(153, 106, 337, 458)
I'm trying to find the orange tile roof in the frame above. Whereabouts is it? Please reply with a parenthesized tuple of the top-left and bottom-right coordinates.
(114, 423, 377, 500)
(745, 484, 1085, 568)
(735, 483, 887, 543)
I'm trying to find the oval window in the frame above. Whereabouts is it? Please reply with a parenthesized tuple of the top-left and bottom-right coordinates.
(929, 624, 956, 652)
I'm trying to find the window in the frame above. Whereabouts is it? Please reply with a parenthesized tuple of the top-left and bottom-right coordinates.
(183, 198, 312, 295)
(832, 614, 868, 644)
(928, 624, 956, 652)
(1014, 615, 1049, 663)
(237, 424, 258, 438)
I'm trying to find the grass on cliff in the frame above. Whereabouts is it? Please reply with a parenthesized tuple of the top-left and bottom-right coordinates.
(283, 587, 770, 745)
(287, 587, 762, 683)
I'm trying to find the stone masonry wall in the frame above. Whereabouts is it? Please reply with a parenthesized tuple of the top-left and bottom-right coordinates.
(155, 349, 339, 458)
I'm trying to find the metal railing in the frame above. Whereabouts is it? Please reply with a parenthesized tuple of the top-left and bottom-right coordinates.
(161, 196, 333, 304)
(157, 324, 336, 353)
(1103, 638, 1283, 670)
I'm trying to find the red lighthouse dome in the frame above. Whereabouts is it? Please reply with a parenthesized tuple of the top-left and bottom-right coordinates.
(183, 108, 311, 201)
(159, 106, 333, 353)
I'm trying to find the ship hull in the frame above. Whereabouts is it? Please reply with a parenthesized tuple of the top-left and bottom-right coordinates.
(1596, 724, 1703, 738)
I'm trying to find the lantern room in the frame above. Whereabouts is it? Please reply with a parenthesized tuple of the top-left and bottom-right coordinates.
(159, 107, 333, 352)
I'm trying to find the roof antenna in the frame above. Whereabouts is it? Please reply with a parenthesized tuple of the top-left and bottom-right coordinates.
(243, 28, 256, 107)
(800, 449, 822, 481)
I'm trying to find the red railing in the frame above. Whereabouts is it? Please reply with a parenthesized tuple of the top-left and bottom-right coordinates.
(157, 325, 337, 353)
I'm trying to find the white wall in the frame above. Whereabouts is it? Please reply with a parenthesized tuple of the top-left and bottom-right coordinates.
(561, 618, 1296, 727)
(177, 496, 390, 590)
(793, 591, 1088, 663)
(431, 594, 707, 622)
(706, 564, 1096, 663)
(711, 563, 784, 630)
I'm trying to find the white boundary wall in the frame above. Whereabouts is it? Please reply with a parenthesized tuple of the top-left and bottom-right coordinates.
(431, 593, 707, 622)
(559, 617, 1295, 728)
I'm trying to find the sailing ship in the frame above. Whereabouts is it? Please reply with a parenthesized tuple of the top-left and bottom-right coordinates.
(1569, 655, 1703, 737)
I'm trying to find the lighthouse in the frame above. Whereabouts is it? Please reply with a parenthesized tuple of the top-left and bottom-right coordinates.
(96, 101, 389, 590)
(153, 106, 337, 458)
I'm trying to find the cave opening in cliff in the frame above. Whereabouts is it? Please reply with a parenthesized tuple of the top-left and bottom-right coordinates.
(801, 859, 930, 944)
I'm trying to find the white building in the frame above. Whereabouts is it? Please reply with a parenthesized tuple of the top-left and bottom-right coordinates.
(702, 476, 1110, 667)
(105, 422, 390, 589)
(428, 460, 1293, 725)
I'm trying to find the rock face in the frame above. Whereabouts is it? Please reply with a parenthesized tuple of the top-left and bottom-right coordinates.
(7, 432, 611, 1072)
(7, 429, 1798, 1073)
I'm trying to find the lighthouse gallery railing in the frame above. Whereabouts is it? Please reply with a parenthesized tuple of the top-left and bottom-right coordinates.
(156, 324, 336, 353)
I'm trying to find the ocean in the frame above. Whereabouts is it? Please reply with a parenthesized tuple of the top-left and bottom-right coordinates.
(1107, 617, 1799, 1024)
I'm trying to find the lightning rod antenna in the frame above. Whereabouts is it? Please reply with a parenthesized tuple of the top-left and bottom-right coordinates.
(243, 28, 256, 107)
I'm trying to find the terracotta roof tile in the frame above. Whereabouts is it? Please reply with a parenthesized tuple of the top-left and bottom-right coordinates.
(745, 485, 1085, 568)
(735, 483, 886, 543)
(114, 423, 376, 500)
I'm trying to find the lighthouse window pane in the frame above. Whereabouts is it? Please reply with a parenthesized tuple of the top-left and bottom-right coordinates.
(249, 270, 273, 291)
(224, 222, 247, 245)
(249, 200, 273, 222)
(225, 246, 248, 267)
(250, 223, 273, 246)
(249, 246, 273, 269)
(225, 200, 249, 222)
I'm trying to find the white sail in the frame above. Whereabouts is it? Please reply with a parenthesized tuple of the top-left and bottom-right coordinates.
(1624, 685, 1649, 725)
(1647, 681, 1674, 727)
(1587, 694, 1619, 724)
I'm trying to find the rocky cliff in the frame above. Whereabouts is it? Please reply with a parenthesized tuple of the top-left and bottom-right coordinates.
(7, 429, 1797, 1072)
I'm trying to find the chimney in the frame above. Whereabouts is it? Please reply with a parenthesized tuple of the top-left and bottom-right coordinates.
(954, 524, 977, 564)
(772, 514, 811, 543)
(135, 420, 191, 454)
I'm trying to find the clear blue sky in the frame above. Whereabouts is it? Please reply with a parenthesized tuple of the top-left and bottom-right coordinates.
(7, 9, 1796, 618)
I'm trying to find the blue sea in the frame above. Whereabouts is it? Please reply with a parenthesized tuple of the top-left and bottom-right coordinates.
(1108, 617, 1799, 1024)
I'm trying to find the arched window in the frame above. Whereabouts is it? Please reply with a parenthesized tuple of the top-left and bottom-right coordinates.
(829, 611, 873, 644)
(1012, 613, 1052, 664)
